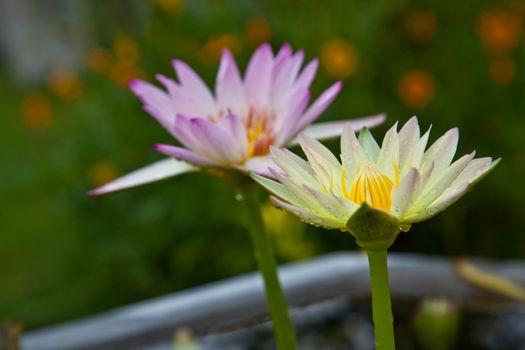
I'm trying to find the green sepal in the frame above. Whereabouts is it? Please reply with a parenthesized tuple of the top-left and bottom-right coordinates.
(346, 202, 401, 251)
(358, 127, 380, 161)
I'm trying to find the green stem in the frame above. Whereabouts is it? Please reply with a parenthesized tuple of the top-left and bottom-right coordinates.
(367, 249, 396, 350)
(240, 189, 298, 350)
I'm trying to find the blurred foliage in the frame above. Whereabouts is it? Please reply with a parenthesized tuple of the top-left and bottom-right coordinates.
(0, 0, 524, 328)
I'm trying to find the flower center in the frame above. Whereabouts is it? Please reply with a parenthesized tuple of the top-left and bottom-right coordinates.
(245, 108, 274, 157)
(342, 163, 394, 211)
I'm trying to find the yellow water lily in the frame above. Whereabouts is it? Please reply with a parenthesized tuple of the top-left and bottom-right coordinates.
(253, 117, 499, 245)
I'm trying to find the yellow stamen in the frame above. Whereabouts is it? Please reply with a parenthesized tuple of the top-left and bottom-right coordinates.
(247, 121, 265, 156)
(344, 163, 394, 211)
(245, 108, 273, 158)
(393, 162, 400, 186)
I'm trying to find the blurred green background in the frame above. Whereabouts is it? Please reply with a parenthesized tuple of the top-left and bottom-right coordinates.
(1, 0, 524, 329)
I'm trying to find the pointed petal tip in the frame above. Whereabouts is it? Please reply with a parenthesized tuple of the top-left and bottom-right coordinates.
(333, 80, 343, 91)
(128, 79, 140, 88)
(87, 188, 104, 197)
(221, 47, 233, 57)
(343, 121, 356, 134)
(128, 79, 145, 93)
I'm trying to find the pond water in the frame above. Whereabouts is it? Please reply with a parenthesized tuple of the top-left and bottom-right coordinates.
(199, 297, 525, 350)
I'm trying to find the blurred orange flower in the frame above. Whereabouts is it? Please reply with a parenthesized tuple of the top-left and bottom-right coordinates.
(198, 34, 241, 64)
(489, 57, 515, 85)
(397, 70, 436, 109)
(87, 48, 112, 74)
(22, 93, 52, 130)
(476, 10, 522, 55)
(114, 35, 140, 63)
(89, 161, 120, 187)
(245, 18, 271, 46)
(151, 0, 185, 14)
(320, 39, 358, 79)
(405, 10, 437, 44)
(109, 61, 144, 86)
(47, 68, 83, 101)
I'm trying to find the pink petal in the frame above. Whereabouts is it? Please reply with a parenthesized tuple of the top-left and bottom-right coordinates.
(293, 81, 343, 133)
(215, 49, 247, 117)
(239, 155, 281, 177)
(154, 144, 217, 167)
(294, 59, 319, 90)
(273, 43, 292, 77)
(272, 50, 304, 107)
(129, 79, 175, 132)
(217, 113, 248, 153)
(173, 59, 217, 118)
(188, 117, 246, 164)
(274, 90, 311, 146)
(88, 158, 196, 196)
(244, 43, 274, 109)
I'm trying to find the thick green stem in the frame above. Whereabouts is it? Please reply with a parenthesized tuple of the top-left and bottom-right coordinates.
(241, 190, 297, 350)
(367, 250, 396, 350)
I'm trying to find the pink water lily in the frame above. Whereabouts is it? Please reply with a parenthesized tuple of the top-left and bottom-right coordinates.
(90, 43, 385, 195)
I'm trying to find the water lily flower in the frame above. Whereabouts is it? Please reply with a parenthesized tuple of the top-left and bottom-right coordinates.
(253, 117, 499, 246)
(89, 43, 385, 195)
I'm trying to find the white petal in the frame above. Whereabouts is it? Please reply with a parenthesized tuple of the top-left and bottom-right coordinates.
(299, 134, 343, 192)
(404, 126, 431, 172)
(270, 196, 346, 229)
(340, 123, 368, 181)
(449, 157, 498, 190)
(88, 158, 197, 196)
(269, 146, 318, 187)
(251, 172, 309, 209)
(302, 186, 353, 221)
(413, 151, 475, 212)
(376, 123, 400, 181)
(358, 127, 380, 161)
(398, 116, 421, 174)
(403, 184, 468, 223)
(392, 168, 421, 217)
(270, 170, 337, 216)
(287, 113, 387, 145)
(421, 127, 459, 181)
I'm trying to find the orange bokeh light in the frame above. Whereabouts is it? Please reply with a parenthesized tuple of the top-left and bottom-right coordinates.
(198, 34, 241, 64)
(405, 10, 437, 44)
(47, 68, 83, 101)
(320, 39, 358, 79)
(397, 70, 436, 109)
(22, 93, 52, 130)
(89, 161, 120, 187)
(245, 18, 271, 47)
(87, 48, 113, 74)
(476, 10, 522, 55)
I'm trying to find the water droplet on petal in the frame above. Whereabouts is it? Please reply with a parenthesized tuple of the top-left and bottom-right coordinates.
(400, 223, 412, 232)
(235, 193, 243, 201)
